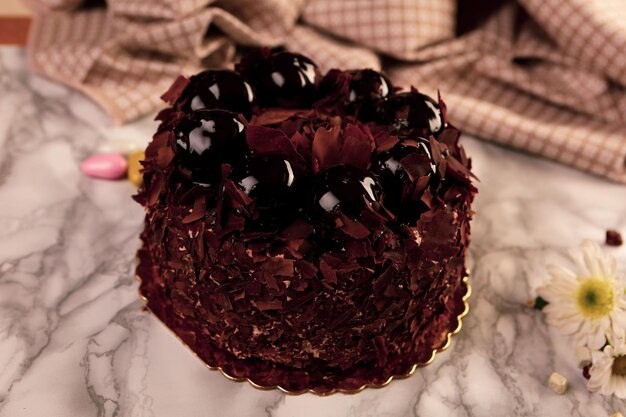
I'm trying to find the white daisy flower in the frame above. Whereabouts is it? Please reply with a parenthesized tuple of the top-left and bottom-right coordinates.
(537, 240, 626, 350)
(587, 338, 626, 399)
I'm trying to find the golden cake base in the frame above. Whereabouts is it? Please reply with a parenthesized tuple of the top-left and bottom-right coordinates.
(136, 270, 470, 396)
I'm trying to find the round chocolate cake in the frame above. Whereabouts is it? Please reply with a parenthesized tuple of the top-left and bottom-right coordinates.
(135, 48, 477, 394)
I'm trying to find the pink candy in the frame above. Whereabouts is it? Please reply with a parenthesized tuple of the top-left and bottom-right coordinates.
(81, 153, 128, 180)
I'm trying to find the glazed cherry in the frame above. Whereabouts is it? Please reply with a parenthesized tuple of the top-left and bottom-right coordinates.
(173, 109, 247, 185)
(232, 155, 300, 210)
(379, 92, 444, 135)
(374, 141, 436, 181)
(373, 142, 436, 221)
(237, 51, 319, 108)
(348, 69, 392, 103)
(175, 70, 256, 120)
(314, 165, 383, 218)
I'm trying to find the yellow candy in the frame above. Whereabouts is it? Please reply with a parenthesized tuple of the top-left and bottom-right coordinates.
(127, 151, 145, 187)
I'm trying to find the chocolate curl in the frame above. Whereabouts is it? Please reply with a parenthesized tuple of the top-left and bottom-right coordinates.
(252, 108, 304, 126)
(160, 75, 190, 105)
(335, 213, 371, 239)
(341, 123, 375, 169)
(314, 69, 352, 110)
(182, 195, 207, 224)
(311, 125, 341, 173)
(372, 128, 399, 154)
(373, 335, 389, 366)
(437, 124, 461, 147)
(246, 125, 301, 161)
(429, 137, 447, 180)
(437, 90, 448, 126)
(312, 123, 374, 172)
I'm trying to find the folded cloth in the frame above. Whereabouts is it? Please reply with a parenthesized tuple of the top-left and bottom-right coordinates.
(26, 0, 626, 182)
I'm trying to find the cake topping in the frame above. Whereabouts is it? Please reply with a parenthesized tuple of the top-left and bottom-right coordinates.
(314, 164, 383, 218)
(237, 50, 319, 108)
(374, 141, 436, 181)
(348, 69, 393, 103)
(173, 109, 247, 185)
(380, 91, 444, 136)
(232, 155, 302, 210)
(175, 70, 256, 120)
(315, 69, 393, 121)
(373, 141, 436, 222)
(154, 49, 470, 231)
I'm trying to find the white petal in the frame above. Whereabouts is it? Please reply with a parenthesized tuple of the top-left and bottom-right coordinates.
(569, 246, 590, 277)
(537, 275, 577, 301)
(588, 358, 612, 392)
(603, 376, 615, 396)
(549, 316, 582, 335)
(610, 309, 626, 334)
(602, 255, 617, 280)
(546, 264, 577, 281)
(614, 377, 626, 399)
(598, 316, 611, 332)
(582, 243, 603, 278)
(587, 325, 609, 350)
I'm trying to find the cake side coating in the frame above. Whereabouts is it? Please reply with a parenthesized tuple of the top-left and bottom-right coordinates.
(134, 49, 477, 392)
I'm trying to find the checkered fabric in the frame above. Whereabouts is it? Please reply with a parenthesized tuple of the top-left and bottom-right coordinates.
(26, 0, 626, 182)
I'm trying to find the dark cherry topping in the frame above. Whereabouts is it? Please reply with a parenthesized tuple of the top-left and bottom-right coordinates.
(373, 142, 436, 221)
(314, 164, 383, 218)
(232, 155, 300, 210)
(175, 70, 256, 120)
(173, 109, 247, 185)
(348, 69, 392, 103)
(379, 92, 444, 135)
(374, 141, 436, 180)
(237, 51, 319, 108)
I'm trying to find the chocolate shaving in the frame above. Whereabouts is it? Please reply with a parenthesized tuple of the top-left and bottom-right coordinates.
(182, 195, 207, 224)
(246, 125, 301, 161)
(311, 124, 374, 171)
(254, 300, 283, 311)
(252, 108, 308, 126)
(336, 213, 371, 239)
(372, 129, 399, 153)
(160, 75, 190, 105)
(261, 258, 295, 276)
(281, 219, 314, 240)
(311, 126, 341, 173)
(319, 258, 337, 284)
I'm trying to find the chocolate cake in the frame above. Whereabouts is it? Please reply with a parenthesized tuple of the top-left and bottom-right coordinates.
(135, 48, 477, 394)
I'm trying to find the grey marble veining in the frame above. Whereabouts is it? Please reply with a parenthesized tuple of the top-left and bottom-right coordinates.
(0, 47, 625, 417)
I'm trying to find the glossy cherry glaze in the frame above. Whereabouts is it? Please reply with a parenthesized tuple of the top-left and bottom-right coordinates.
(379, 92, 444, 136)
(238, 52, 319, 108)
(232, 155, 300, 210)
(373, 141, 436, 223)
(348, 69, 393, 103)
(173, 109, 247, 185)
(345, 69, 393, 121)
(175, 70, 256, 120)
(314, 164, 383, 218)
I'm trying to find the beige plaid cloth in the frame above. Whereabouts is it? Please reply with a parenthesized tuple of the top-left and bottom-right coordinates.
(26, 0, 626, 183)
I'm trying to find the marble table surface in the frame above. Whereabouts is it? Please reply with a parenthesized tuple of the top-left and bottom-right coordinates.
(1, 47, 625, 417)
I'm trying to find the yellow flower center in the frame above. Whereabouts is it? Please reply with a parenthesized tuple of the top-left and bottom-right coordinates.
(613, 356, 626, 377)
(575, 277, 615, 319)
